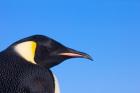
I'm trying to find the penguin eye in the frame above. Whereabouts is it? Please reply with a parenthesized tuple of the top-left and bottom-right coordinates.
(37, 45, 49, 54)
(44, 41, 60, 52)
(41, 40, 64, 55)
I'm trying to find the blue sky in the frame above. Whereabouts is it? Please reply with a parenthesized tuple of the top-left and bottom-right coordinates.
(0, 0, 140, 93)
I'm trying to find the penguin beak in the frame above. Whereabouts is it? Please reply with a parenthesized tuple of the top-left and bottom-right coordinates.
(59, 48, 93, 61)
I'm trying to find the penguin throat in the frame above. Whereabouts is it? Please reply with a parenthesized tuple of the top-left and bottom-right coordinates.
(35, 58, 65, 68)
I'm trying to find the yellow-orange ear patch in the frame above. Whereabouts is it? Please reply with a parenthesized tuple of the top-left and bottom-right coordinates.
(14, 41, 37, 64)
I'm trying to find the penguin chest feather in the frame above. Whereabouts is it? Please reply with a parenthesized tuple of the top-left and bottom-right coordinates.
(0, 58, 57, 93)
(53, 74, 60, 93)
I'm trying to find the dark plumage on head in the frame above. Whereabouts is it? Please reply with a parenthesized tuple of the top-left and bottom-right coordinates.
(7, 35, 92, 68)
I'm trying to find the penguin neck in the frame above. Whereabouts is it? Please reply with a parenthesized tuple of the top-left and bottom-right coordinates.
(36, 58, 65, 69)
(45, 60, 63, 68)
(0, 48, 33, 65)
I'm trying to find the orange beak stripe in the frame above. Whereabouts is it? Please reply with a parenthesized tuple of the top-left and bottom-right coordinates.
(59, 53, 83, 57)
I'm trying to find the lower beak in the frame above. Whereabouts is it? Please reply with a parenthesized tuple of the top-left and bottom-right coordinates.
(59, 48, 93, 61)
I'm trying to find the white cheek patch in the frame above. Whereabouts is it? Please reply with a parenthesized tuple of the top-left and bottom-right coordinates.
(14, 41, 37, 64)
(53, 73, 60, 93)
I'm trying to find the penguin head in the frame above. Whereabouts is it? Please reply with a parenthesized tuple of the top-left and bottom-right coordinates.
(10, 35, 92, 68)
